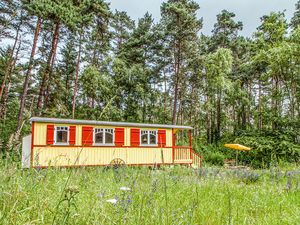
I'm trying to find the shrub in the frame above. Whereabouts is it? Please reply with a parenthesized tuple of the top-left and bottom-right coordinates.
(204, 151, 225, 166)
(234, 129, 300, 168)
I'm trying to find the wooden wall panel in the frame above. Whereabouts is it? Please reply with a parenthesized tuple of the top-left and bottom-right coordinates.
(33, 147, 173, 167)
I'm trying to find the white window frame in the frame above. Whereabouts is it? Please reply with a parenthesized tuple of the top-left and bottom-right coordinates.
(93, 128, 115, 146)
(140, 130, 158, 146)
(54, 126, 69, 145)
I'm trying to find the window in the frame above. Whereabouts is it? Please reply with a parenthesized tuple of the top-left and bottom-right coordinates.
(140, 130, 157, 145)
(94, 128, 114, 145)
(55, 126, 69, 144)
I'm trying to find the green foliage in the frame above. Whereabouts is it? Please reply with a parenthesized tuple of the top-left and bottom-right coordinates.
(255, 12, 287, 47)
(204, 48, 233, 91)
(234, 129, 300, 168)
(291, 0, 300, 29)
(198, 145, 231, 166)
(204, 151, 225, 166)
(211, 9, 243, 49)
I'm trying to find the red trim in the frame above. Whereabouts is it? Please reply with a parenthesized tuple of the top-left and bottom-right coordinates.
(31, 122, 35, 167)
(32, 145, 173, 148)
(174, 146, 190, 149)
(46, 124, 55, 145)
(192, 150, 203, 159)
(82, 126, 93, 146)
(172, 128, 175, 163)
(192, 150, 203, 167)
(158, 129, 166, 147)
(189, 130, 192, 160)
(69, 126, 76, 145)
(32, 162, 191, 169)
(115, 127, 125, 146)
(130, 128, 140, 146)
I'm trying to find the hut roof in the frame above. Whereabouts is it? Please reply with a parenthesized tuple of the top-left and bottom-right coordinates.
(30, 117, 193, 130)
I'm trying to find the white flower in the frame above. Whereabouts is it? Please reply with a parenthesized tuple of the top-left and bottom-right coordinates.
(120, 187, 131, 191)
(106, 199, 117, 204)
(97, 193, 105, 198)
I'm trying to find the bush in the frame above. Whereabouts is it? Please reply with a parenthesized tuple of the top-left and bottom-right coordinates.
(234, 129, 300, 168)
(204, 151, 225, 166)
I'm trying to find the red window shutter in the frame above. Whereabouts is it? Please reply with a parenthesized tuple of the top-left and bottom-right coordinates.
(82, 126, 93, 146)
(115, 128, 124, 147)
(46, 124, 54, 145)
(158, 130, 166, 147)
(69, 126, 76, 145)
(130, 128, 140, 147)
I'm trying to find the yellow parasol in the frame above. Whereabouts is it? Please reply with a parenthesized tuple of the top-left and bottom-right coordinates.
(224, 144, 252, 166)
(224, 144, 251, 151)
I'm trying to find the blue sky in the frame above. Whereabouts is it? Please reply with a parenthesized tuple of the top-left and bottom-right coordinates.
(108, 0, 298, 37)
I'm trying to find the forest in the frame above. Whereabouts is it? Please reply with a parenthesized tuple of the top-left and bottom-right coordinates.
(0, 0, 299, 167)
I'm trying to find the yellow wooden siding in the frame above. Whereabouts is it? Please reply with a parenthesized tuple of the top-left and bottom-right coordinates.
(166, 129, 172, 147)
(76, 125, 81, 146)
(33, 122, 173, 147)
(32, 147, 172, 167)
(124, 127, 130, 146)
(32, 122, 174, 167)
(34, 123, 46, 145)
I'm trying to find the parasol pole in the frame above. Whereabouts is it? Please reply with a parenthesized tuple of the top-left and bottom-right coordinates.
(224, 144, 251, 167)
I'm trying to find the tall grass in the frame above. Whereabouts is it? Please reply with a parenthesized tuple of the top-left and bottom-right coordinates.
(0, 161, 299, 224)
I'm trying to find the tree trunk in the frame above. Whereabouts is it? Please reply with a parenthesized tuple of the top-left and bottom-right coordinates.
(0, 39, 21, 119)
(163, 70, 167, 118)
(15, 18, 42, 140)
(44, 27, 60, 107)
(258, 77, 262, 130)
(206, 95, 212, 144)
(37, 21, 60, 114)
(247, 81, 252, 126)
(72, 32, 83, 119)
(241, 81, 247, 129)
(172, 38, 181, 125)
(0, 24, 20, 100)
(272, 75, 279, 130)
(290, 80, 295, 119)
(216, 91, 222, 143)
(189, 85, 194, 125)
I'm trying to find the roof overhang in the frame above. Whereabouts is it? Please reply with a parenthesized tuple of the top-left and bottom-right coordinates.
(30, 117, 193, 130)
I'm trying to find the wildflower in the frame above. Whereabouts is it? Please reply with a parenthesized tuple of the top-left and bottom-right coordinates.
(120, 186, 131, 191)
(286, 174, 293, 192)
(127, 195, 132, 204)
(65, 186, 79, 194)
(97, 192, 105, 198)
(106, 199, 118, 204)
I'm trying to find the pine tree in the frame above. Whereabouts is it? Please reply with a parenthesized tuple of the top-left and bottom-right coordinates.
(111, 10, 135, 56)
(291, 0, 300, 29)
(160, 0, 202, 124)
(254, 12, 288, 130)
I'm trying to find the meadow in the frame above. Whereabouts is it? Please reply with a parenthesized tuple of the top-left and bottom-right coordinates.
(0, 161, 299, 225)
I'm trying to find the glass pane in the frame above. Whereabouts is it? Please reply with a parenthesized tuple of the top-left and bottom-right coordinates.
(141, 134, 148, 144)
(105, 132, 113, 144)
(150, 134, 156, 144)
(57, 131, 68, 143)
(95, 132, 103, 143)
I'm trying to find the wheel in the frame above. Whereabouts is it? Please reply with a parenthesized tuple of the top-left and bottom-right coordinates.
(110, 158, 126, 169)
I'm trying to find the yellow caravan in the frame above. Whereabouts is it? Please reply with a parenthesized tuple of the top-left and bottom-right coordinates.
(21, 117, 202, 168)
